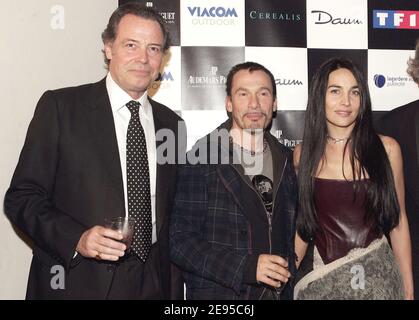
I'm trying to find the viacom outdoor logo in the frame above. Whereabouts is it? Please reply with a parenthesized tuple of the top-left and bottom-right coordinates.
(151, 71, 174, 90)
(373, 10, 419, 29)
(188, 6, 238, 25)
(374, 74, 414, 88)
(160, 71, 174, 81)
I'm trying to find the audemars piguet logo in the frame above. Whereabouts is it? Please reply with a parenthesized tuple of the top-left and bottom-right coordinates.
(160, 11, 176, 23)
(145, 1, 176, 24)
(275, 130, 302, 149)
(188, 66, 227, 88)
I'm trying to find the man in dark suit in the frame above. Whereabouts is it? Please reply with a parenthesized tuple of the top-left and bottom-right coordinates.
(170, 62, 297, 300)
(376, 40, 419, 299)
(4, 3, 185, 299)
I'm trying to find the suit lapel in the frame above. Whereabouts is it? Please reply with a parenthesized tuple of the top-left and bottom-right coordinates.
(414, 108, 419, 207)
(216, 165, 247, 214)
(86, 79, 125, 215)
(415, 107, 419, 168)
(266, 134, 286, 194)
(151, 100, 173, 236)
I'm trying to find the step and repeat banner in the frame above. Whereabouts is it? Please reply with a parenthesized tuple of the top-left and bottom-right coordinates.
(120, 0, 419, 150)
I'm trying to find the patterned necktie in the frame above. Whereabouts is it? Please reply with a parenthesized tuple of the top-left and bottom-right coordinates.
(126, 100, 152, 262)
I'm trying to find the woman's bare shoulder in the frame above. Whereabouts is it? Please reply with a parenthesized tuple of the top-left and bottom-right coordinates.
(379, 134, 401, 158)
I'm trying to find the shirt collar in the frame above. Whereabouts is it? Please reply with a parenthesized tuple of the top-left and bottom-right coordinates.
(106, 72, 152, 120)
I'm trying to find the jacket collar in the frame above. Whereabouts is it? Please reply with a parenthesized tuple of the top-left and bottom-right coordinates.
(86, 78, 125, 211)
(200, 119, 287, 217)
(87, 80, 176, 234)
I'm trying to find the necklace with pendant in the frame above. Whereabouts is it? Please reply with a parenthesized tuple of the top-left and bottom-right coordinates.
(326, 135, 350, 144)
(229, 136, 268, 155)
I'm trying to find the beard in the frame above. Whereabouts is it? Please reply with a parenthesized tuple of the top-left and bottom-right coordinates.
(241, 111, 269, 130)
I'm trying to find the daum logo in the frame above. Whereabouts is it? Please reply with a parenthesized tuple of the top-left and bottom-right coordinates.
(373, 10, 418, 29)
(374, 74, 386, 88)
(311, 10, 362, 25)
(276, 78, 303, 86)
(188, 7, 238, 18)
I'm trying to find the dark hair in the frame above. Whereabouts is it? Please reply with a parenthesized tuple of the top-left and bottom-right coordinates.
(101, 2, 171, 67)
(226, 61, 277, 98)
(297, 57, 400, 241)
(407, 38, 419, 84)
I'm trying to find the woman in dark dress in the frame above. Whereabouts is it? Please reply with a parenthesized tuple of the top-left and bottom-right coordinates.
(293, 58, 413, 300)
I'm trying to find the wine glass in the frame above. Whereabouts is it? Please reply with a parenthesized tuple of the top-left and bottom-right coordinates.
(104, 217, 135, 253)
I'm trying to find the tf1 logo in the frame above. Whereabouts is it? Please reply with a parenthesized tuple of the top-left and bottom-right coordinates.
(373, 10, 418, 29)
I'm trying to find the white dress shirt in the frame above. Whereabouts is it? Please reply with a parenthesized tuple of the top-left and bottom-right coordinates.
(106, 73, 157, 244)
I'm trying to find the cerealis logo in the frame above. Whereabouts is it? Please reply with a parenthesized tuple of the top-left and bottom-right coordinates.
(373, 10, 419, 29)
(374, 74, 386, 88)
(249, 10, 302, 22)
(188, 6, 238, 25)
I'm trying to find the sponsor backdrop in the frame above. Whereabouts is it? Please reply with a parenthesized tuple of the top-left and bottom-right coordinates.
(0, 0, 418, 299)
(122, 0, 419, 150)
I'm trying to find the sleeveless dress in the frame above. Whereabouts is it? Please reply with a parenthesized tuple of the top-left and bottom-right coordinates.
(294, 178, 405, 300)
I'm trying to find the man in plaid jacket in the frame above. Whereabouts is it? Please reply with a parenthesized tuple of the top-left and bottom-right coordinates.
(170, 62, 298, 299)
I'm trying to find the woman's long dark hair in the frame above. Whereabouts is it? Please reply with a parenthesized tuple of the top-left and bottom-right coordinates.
(297, 57, 400, 242)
